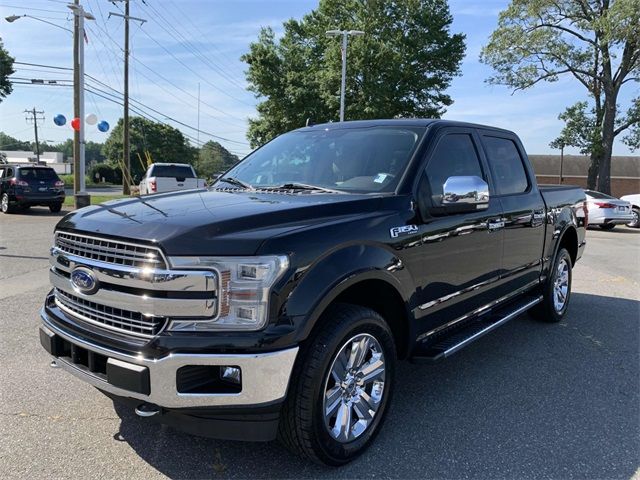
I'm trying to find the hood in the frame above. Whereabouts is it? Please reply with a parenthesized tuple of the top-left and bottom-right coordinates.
(56, 189, 383, 256)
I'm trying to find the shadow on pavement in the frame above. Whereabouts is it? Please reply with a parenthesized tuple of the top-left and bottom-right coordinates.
(111, 293, 639, 479)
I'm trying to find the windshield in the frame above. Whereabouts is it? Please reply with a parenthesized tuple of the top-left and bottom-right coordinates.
(17, 168, 58, 181)
(151, 165, 195, 178)
(221, 126, 424, 193)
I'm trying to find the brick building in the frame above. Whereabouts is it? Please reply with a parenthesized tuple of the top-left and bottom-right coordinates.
(529, 154, 640, 197)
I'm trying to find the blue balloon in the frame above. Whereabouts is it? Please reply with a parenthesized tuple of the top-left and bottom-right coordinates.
(97, 120, 109, 132)
(53, 114, 66, 126)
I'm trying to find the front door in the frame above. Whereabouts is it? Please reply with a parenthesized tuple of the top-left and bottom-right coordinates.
(408, 128, 504, 338)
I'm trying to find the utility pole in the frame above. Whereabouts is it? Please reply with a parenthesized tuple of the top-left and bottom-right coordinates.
(109, 1, 146, 195)
(68, 1, 94, 208)
(24, 107, 45, 162)
(325, 29, 364, 122)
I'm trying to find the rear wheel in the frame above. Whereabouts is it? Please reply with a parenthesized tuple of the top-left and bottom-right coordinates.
(627, 208, 640, 228)
(599, 223, 616, 230)
(1, 193, 14, 214)
(530, 248, 572, 323)
(278, 303, 396, 466)
(49, 203, 62, 213)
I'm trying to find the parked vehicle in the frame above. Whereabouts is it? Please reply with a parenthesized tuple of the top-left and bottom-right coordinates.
(584, 189, 634, 230)
(0, 164, 65, 213)
(40, 119, 586, 465)
(620, 194, 640, 228)
(138, 163, 205, 195)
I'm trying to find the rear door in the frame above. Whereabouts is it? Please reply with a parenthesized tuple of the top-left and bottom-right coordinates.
(18, 167, 59, 198)
(153, 165, 197, 192)
(478, 131, 545, 296)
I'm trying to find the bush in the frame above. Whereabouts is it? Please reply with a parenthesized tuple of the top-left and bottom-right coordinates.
(89, 163, 122, 184)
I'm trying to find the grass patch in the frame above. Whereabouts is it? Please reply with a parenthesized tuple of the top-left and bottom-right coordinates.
(63, 195, 128, 207)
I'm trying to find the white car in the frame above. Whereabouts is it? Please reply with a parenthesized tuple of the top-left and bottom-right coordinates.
(139, 163, 205, 195)
(620, 194, 640, 228)
(584, 190, 634, 230)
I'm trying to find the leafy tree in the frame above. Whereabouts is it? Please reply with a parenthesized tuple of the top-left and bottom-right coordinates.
(0, 38, 14, 102)
(103, 117, 195, 181)
(242, 0, 465, 147)
(195, 140, 239, 179)
(480, 0, 640, 194)
(0, 132, 31, 150)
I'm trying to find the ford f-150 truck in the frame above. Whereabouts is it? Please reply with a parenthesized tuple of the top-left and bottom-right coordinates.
(39, 119, 586, 465)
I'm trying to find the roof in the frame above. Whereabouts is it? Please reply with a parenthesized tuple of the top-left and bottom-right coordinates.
(297, 118, 515, 134)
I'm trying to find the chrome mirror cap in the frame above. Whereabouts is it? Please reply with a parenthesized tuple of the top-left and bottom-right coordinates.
(442, 176, 489, 209)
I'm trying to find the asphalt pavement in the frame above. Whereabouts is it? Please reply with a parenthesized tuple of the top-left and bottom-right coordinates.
(0, 208, 638, 479)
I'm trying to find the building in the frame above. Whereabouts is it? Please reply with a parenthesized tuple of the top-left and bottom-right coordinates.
(0, 150, 71, 174)
(530, 154, 640, 197)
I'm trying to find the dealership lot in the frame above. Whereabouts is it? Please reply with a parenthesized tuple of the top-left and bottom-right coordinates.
(0, 207, 638, 479)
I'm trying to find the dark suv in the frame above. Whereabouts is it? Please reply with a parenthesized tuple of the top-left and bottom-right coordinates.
(0, 165, 65, 213)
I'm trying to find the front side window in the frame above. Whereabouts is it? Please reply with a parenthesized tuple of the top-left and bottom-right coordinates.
(221, 126, 424, 193)
(425, 134, 484, 200)
(483, 136, 528, 195)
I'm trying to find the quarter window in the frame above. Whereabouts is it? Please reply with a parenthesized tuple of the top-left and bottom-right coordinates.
(425, 134, 484, 199)
(483, 136, 528, 195)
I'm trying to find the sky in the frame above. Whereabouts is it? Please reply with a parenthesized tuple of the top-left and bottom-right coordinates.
(0, 0, 637, 157)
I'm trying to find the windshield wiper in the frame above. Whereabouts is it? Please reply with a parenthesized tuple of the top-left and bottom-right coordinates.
(275, 183, 344, 194)
(217, 177, 254, 190)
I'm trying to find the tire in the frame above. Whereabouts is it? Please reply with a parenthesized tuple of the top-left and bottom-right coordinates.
(1, 193, 14, 214)
(278, 303, 396, 466)
(599, 224, 615, 230)
(627, 208, 640, 228)
(530, 248, 572, 323)
(49, 203, 62, 213)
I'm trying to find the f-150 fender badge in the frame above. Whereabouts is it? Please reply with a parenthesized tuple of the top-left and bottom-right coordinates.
(390, 225, 418, 238)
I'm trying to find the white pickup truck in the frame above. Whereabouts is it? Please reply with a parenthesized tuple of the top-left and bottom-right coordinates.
(138, 163, 205, 195)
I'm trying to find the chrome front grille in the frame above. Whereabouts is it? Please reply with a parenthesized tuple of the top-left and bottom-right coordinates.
(55, 232, 166, 269)
(54, 288, 166, 338)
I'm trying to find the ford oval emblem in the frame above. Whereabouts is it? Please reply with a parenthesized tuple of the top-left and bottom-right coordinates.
(70, 267, 98, 295)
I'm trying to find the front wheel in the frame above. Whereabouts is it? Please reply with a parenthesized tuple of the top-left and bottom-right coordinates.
(627, 208, 640, 228)
(530, 248, 572, 323)
(278, 303, 396, 466)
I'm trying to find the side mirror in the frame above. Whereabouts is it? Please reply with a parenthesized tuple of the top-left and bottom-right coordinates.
(438, 176, 489, 213)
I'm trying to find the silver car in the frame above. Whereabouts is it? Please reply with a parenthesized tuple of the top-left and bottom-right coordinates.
(584, 190, 634, 230)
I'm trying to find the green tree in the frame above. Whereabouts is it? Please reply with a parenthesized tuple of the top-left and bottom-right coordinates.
(0, 132, 31, 150)
(242, 0, 465, 147)
(480, 0, 640, 194)
(103, 117, 195, 181)
(195, 140, 239, 178)
(0, 38, 14, 102)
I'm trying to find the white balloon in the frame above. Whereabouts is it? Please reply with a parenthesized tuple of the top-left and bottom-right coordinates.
(85, 113, 98, 125)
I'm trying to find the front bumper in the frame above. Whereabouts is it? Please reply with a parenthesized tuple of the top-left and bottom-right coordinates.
(39, 309, 299, 410)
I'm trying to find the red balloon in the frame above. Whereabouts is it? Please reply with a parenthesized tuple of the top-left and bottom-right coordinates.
(71, 117, 81, 131)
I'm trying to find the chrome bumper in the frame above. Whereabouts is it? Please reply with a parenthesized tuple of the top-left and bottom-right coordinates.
(40, 311, 299, 409)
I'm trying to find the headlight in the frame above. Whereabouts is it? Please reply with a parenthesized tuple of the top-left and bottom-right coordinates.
(167, 255, 289, 331)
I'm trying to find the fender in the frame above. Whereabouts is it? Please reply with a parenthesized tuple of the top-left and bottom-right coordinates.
(285, 243, 415, 343)
(542, 205, 579, 280)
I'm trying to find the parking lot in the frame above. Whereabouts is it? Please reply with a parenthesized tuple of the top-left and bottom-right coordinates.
(1, 206, 638, 479)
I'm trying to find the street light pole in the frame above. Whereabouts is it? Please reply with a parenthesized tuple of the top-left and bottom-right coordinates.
(68, 1, 95, 208)
(326, 29, 364, 122)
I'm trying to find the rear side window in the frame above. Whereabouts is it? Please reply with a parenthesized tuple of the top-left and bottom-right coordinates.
(483, 136, 528, 195)
(425, 134, 484, 197)
(151, 165, 195, 179)
(18, 168, 58, 180)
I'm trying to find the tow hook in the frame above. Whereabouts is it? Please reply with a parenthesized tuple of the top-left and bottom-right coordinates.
(134, 403, 161, 418)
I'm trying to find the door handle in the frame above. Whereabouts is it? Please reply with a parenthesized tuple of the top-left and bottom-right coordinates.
(487, 218, 505, 232)
(531, 209, 545, 226)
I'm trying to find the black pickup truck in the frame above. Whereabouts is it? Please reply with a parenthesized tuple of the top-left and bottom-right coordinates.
(39, 119, 586, 465)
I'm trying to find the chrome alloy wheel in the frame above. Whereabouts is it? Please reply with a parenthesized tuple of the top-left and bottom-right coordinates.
(1, 194, 8, 213)
(553, 258, 570, 312)
(322, 333, 386, 443)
